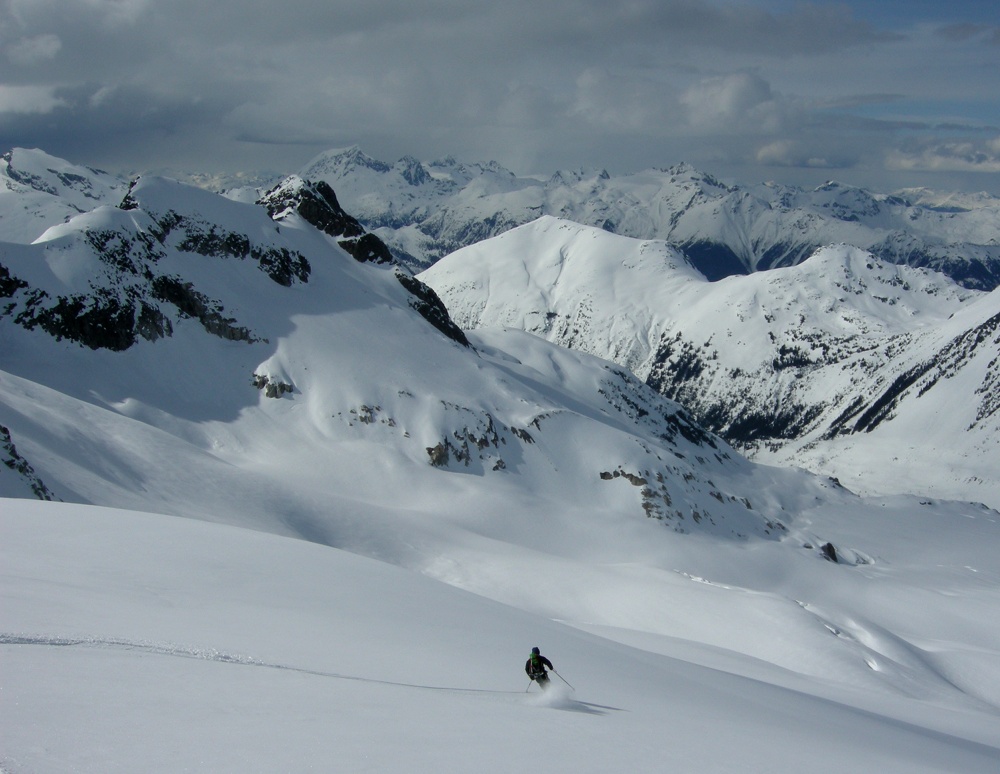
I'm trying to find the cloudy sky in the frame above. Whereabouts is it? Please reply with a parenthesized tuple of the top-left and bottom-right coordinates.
(2, 0, 998, 193)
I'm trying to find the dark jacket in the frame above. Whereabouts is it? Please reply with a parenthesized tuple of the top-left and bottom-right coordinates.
(525, 653, 553, 678)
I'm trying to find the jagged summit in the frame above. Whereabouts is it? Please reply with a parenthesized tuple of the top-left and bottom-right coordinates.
(303, 145, 393, 176)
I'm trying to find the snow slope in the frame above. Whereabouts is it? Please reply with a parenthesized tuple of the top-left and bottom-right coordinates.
(4, 499, 1000, 774)
(421, 217, 1000, 510)
(1, 175, 777, 545)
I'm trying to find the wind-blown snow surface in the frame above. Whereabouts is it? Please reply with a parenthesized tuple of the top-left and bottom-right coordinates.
(2, 158, 1000, 772)
(4, 499, 1000, 773)
(421, 217, 1000, 510)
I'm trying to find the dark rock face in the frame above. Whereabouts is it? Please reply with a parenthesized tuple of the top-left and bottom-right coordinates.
(252, 374, 295, 398)
(1, 264, 29, 299)
(0, 179, 288, 350)
(339, 233, 394, 265)
(151, 276, 261, 343)
(259, 179, 365, 240)
(1, 211, 266, 350)
(259, 176, 470, 347)
(14, 291, 160, 351)
(1, 424, 57, 500)
(394, 271, 470, 348)
(260, 178, 394, 266)
(131, 181, 312, 287)
(426, 441, 450, 467)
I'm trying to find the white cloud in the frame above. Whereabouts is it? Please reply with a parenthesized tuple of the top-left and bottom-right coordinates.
(680, 73, 781, 132)
(756, 140, 840, 169)
(61, 0, 150, 28)
(6, 34, 62, 66)
(570, 69, 676, 132)
(0, 85, 65, 114)
(886, 138, 1000, 173)
(1, 1, 997, 194)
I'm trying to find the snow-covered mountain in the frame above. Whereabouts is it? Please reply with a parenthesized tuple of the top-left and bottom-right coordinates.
(3, 150, 1000, 771)
(421, 217, 1000, 510)
(293, 146, 1000, 290)
(1, 157, 821, 545)
(0, 148, 128, 243)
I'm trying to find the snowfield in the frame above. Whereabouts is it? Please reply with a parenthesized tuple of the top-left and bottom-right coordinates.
(4, 499, 1000, 773)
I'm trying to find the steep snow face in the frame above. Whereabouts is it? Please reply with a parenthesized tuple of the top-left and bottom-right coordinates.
(421, 218, 1000, 509)
(296, 148, 1000, 290)
(0, 148, 127, 243)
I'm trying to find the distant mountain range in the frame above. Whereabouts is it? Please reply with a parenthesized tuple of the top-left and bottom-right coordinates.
(293, 146, 1000, 290)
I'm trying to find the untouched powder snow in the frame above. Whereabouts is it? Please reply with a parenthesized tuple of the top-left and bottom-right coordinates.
(3, 500, 999, 773)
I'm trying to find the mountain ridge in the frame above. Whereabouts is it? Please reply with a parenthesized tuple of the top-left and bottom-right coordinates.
(420, 217, 1000, 510)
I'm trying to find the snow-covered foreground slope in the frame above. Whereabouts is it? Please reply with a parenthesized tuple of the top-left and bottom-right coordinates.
(421, 217, 1000, 510)
(4, 499, 1000, 774)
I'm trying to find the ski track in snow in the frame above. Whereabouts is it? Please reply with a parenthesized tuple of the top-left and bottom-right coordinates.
(0, 633, 615, 715)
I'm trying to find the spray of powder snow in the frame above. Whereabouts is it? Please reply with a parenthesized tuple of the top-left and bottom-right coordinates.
(527, 683, 578, 710)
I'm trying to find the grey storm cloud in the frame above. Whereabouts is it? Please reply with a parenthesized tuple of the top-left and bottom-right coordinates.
(1, 0, 998, 193)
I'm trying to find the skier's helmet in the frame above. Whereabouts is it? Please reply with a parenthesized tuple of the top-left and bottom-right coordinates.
(531, 647, 540, 655)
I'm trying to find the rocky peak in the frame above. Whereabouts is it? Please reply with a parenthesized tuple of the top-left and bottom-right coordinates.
(397, 156, 432, 186)
(303, 146, 392, 179)
(259, 176, 366, 239)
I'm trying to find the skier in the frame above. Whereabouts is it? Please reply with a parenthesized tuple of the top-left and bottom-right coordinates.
(525, 646, 554, 689)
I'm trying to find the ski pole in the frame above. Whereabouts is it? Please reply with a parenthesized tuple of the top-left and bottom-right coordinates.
(552, 670, 574, 689)
(525, 679, 534, 692)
